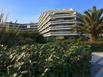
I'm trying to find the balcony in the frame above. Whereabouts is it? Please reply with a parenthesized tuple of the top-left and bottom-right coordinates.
(51, 28, 72, 30)
(50, 21, 76, 25)
(39, 22, 51, 32)
(52, 15, 76, 19)
(40, 27, 51, 34)
(51, 25, 75, 28)
(50, 32, 80, 36)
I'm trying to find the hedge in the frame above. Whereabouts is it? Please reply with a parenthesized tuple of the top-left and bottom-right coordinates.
(83, 41, 103, 52)
(0, 41, 91, 77)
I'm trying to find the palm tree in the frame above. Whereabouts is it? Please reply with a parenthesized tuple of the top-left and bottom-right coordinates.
(77, 6, 103, 42)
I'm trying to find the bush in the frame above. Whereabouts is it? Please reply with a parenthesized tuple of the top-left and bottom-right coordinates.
(16, 32, 46, 45)
(83, 41, 103, 52)
(0, 41, 91, 77)
(0, 30, 46, 47)
(91, 43, 103, 52)
(0, 30, 17, 47)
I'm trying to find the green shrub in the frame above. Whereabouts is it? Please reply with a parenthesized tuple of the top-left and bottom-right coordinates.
(0, 41, 91, 77)
(16, 32, 46, 45)
(91, 43, 103, 52)
(83, 41, 103, 52)
(0, 30, 46, 47)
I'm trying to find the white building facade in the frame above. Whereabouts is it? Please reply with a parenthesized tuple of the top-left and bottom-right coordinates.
(7, 22, 38, 32)
(38, 9, 80, 39)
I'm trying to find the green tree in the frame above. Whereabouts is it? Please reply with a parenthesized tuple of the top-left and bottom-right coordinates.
(77, 6, 103, 42)
(17, 31, 46, 45)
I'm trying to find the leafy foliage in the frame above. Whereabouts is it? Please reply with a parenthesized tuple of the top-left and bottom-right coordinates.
(0, 41, 91, 77)
(77, 6, 103, 42)
(0, 30, 46, 47)
(16, 31, 46, 45)
(0, 12, 46, 47)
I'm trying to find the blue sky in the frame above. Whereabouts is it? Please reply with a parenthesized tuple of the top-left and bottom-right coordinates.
(0, 0, 103, 23)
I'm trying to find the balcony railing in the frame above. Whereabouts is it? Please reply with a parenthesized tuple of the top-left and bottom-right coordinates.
(52, 15, 76, 19)
(50, 21, 76, 25)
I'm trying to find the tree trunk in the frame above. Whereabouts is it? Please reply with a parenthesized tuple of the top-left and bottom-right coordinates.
(89, 34, 97, 43)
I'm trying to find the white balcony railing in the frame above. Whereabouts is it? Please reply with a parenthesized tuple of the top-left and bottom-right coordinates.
(52, 15, 76, 19)
(50, 21, 76, 25)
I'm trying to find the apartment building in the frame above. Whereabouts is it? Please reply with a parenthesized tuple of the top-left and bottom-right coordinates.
(6, 22, 38, 32)
(18, 23, 38, 32)
(38, 9, 80, 39)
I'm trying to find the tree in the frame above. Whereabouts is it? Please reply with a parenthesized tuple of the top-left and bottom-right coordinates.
(77, 6, 103, 42)
(17, 31, 46, 45)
